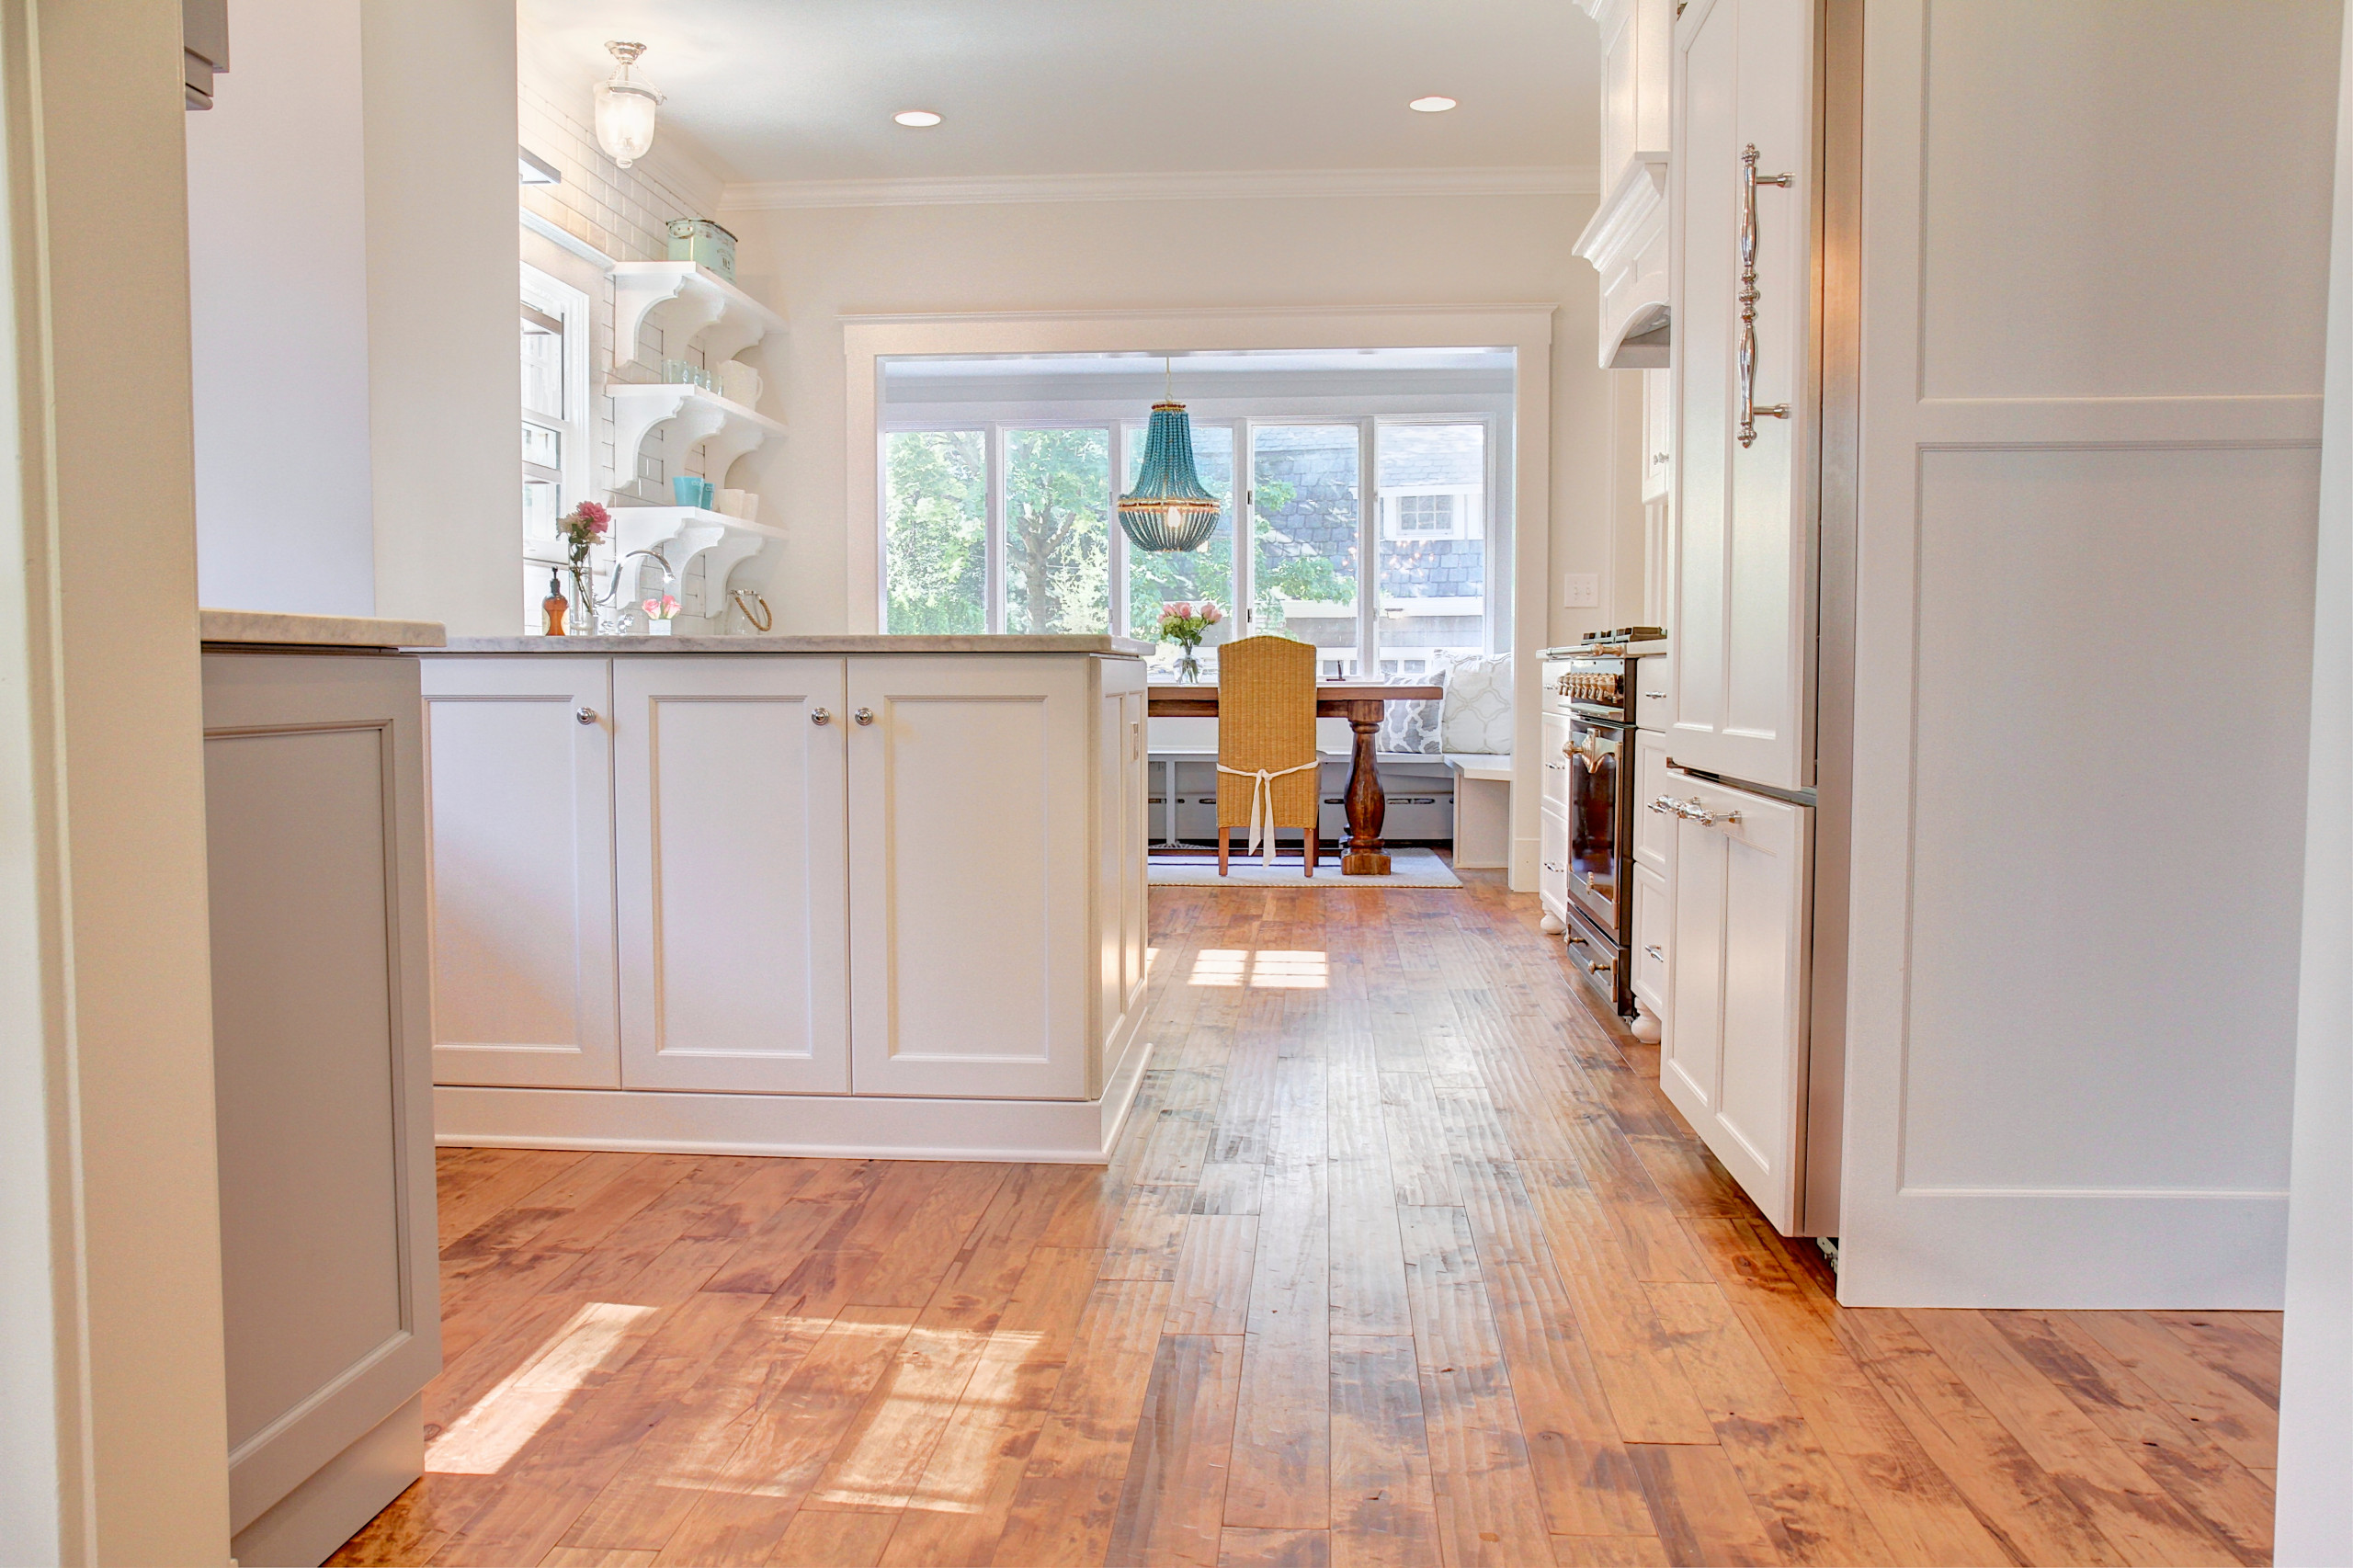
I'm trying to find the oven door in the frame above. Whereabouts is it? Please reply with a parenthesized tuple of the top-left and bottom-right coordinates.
(1566, 717, 1628, 932)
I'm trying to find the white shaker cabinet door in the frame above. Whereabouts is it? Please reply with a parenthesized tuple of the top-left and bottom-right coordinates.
(614, 656, 849, 1093)
(1658, 779, 1811, 1233)
(1669, 0, 1818, 789)
(847, 654, 1094, 1099)
(422, 656, 620, 1087)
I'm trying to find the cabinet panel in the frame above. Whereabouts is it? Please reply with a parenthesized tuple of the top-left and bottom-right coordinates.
(1632, 730, 1674, 872)
(1669, 0, 1818, 788)
(1658, 779, 1811, 1232)
(1642, 366, 1672, 503)
(422, 657, 619, 1087)
(847, 655, 1093, 1099)
(203, 653, 438, 1535)
(1632, 859, 1671, 1017)
(1540, 710, 1574, 813)
(615, 656, 848, 1093)
(1540, 801, 1570, 922)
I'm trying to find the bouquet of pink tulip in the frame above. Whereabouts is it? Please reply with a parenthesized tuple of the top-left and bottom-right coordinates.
(1157, 599, 1222, 682)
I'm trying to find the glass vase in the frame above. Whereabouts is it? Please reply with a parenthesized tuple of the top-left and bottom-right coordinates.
(1177, 648, 1201, 683)
(568, 565, 595, 635)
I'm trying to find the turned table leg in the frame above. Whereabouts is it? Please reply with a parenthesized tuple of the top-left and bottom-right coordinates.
(1340, 704, 1390, 875)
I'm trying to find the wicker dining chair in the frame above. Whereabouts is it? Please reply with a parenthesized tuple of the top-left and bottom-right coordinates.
(1215, 634, 1322, 876)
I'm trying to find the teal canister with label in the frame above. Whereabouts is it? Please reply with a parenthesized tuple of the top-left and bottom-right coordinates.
(667, 218, 736, 281)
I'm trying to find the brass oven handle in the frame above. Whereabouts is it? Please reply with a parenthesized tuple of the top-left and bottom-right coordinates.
(1738, 144, 1794, 448)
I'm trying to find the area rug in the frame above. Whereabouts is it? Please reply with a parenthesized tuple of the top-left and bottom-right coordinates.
(1148, 846, 1461, 888)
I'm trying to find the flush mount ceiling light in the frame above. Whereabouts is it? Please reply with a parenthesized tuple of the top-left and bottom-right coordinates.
(1118, 360, 1221, 553)
(893, 109, 943, 127)
(595, 40, 664, 167)
(1408, 95, 1459, 113)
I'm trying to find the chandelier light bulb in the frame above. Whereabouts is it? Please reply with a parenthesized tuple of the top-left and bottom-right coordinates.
(595, 40, 664, 167)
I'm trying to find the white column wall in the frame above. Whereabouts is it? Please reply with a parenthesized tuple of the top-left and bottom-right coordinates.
(2276, 5, 2353, 1558)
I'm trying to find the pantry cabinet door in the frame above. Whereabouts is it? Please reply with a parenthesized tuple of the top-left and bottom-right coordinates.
(1669, 0, 1817, 788)
(421, 656, 620, 1087)
(847, 654, 1095, 1100)
(614, 656, 849, 1093)
(1659, 779, 1811, 1232)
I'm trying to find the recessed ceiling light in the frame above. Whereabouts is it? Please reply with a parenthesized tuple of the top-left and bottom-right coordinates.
(894, 109, 943, 127)
(1408, 96, 1458, 113)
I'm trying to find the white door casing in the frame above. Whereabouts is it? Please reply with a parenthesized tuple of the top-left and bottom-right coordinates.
(1669, 0, 1817, 790)
(422, 656, 620, 1087)
(614, 656, 850, 1093)
(847, 653, 1095, 1099)
(1659, 778, 1812, 1233)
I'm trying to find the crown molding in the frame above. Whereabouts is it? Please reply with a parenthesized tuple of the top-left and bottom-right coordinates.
(721, 165, 1600, 211)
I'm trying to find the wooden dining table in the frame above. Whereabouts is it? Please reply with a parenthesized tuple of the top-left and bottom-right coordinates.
(1146, 682, 1443, 875)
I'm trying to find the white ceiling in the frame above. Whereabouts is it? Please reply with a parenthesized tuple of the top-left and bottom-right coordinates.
(517, 0, 1597, 186)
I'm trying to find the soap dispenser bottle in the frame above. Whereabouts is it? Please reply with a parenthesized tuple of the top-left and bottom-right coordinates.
(541, 568, 569, 636)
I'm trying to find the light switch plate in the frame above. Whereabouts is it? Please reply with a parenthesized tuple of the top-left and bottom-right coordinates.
(1562, 573, 1599, 608)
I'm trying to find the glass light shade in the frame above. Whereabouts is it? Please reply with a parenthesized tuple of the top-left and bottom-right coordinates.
(596, 81, 660, 166)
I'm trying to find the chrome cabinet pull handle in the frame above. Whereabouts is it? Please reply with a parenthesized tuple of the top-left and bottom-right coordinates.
(810, 708, 831, 725)
(1543, 860, 1566, 874)
(1648, 796, 1677, 814)
(1644, 944, 1665, 961)
(853, 708, 875, 726)
(576, 706, 598, 726)
(1737, 143, 1794, 449)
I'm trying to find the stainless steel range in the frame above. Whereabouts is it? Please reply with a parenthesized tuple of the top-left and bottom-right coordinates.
(1542, 646, 1640, 1017)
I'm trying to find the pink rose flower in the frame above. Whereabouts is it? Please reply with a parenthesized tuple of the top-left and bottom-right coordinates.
(1168, 601, 1192, 619)
(1201, 601, 1223, 623)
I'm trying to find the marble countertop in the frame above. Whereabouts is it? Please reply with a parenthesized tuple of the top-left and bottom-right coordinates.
(1540, 639, 1670, 659)
(438, 632, 1154, 656)
(201, 608, 447, 648)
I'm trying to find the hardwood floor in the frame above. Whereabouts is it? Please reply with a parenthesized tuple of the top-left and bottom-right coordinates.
(332, 874, 2282, 1568)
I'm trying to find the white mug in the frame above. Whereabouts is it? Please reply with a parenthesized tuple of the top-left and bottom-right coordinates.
(718, 362, 763, 407)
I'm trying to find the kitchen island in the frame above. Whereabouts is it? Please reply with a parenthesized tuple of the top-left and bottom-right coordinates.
(420, 634, 1154, 1162)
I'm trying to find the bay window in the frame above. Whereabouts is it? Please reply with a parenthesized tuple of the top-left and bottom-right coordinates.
(883, 413, 1497, 680)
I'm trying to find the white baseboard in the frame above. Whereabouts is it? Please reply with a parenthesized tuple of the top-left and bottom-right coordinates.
(435, 1043, 1159, 1165)
(231, 1394, 420, 1568)
(1839, 1188, 2290, 1309)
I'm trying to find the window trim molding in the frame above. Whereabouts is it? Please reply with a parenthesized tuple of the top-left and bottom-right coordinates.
(846, 306, 1554, 892)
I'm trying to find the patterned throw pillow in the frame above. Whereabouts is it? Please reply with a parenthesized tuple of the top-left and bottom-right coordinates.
(1440, 652, 1514, 756)
(1376, 688, 1447, 755)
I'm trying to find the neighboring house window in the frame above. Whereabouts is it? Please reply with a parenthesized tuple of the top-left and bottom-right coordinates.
(520, 263, 592, 568)
(882, 412, 1498, 680)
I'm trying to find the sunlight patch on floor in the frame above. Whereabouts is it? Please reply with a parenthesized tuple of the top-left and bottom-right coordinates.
(1186, 948, 1329, 988)
(426, 1301, 656, 1474)
(804, 1326, 1040, 1513)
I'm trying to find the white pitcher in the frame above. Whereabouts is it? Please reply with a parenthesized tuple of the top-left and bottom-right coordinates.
(718, 361, 763, 408)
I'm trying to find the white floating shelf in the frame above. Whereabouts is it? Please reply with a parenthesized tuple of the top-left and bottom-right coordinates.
(610, 262, 787, 368)
(608, 506, 786, 616)
(605, 381, 788, 486)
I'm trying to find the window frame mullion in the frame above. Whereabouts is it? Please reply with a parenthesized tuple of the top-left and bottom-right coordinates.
(985, 422, 1007, 634)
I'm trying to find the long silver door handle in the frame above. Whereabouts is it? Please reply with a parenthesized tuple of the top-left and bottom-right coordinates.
(1737, 144, 1794, 448)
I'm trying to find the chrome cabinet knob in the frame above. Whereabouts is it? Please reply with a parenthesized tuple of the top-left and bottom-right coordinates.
(853, 708, 875, 726)
(575, 707, 598, 726)
(810, 708, 831, 725)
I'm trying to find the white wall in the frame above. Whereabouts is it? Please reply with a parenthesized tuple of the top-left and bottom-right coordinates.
(363, 0, 517, 636)
(714, 192, 1626, 648)
(1840, 0, 2338, 1308)
(0, 0, 233, 1559)
(185, 0, 375, 615)
(2276, 6, 2353, 1557)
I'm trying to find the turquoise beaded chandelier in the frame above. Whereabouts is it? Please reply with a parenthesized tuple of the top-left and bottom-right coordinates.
(1118, 361, 1220, 552)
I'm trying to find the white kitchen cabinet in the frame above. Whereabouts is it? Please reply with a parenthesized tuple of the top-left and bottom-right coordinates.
(1574, 0, 1677, 367)
(203, 641, 439, 1567)
(421, 655, 620, 1087)
(1632, 729, 1674, 872)
(426, 642, 1153, 1157)
(1631, 859, 1671, 1020)
(1538, 707, 1574, 927)
(847, 653, 1100, 1100)
(1099, 673, 1150, 1049)
(613, 655, 848, 1093)
(1659, 778, 1811, 1233)
(1668, 0, 1818, 790)
(1641, 367, 1672, 503)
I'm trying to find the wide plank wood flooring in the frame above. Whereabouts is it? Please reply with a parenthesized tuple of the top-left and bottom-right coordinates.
(334, 873, 2281, 1567)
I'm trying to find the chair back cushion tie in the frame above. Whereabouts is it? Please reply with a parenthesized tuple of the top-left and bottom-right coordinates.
(1215, 759, 1320, 865)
